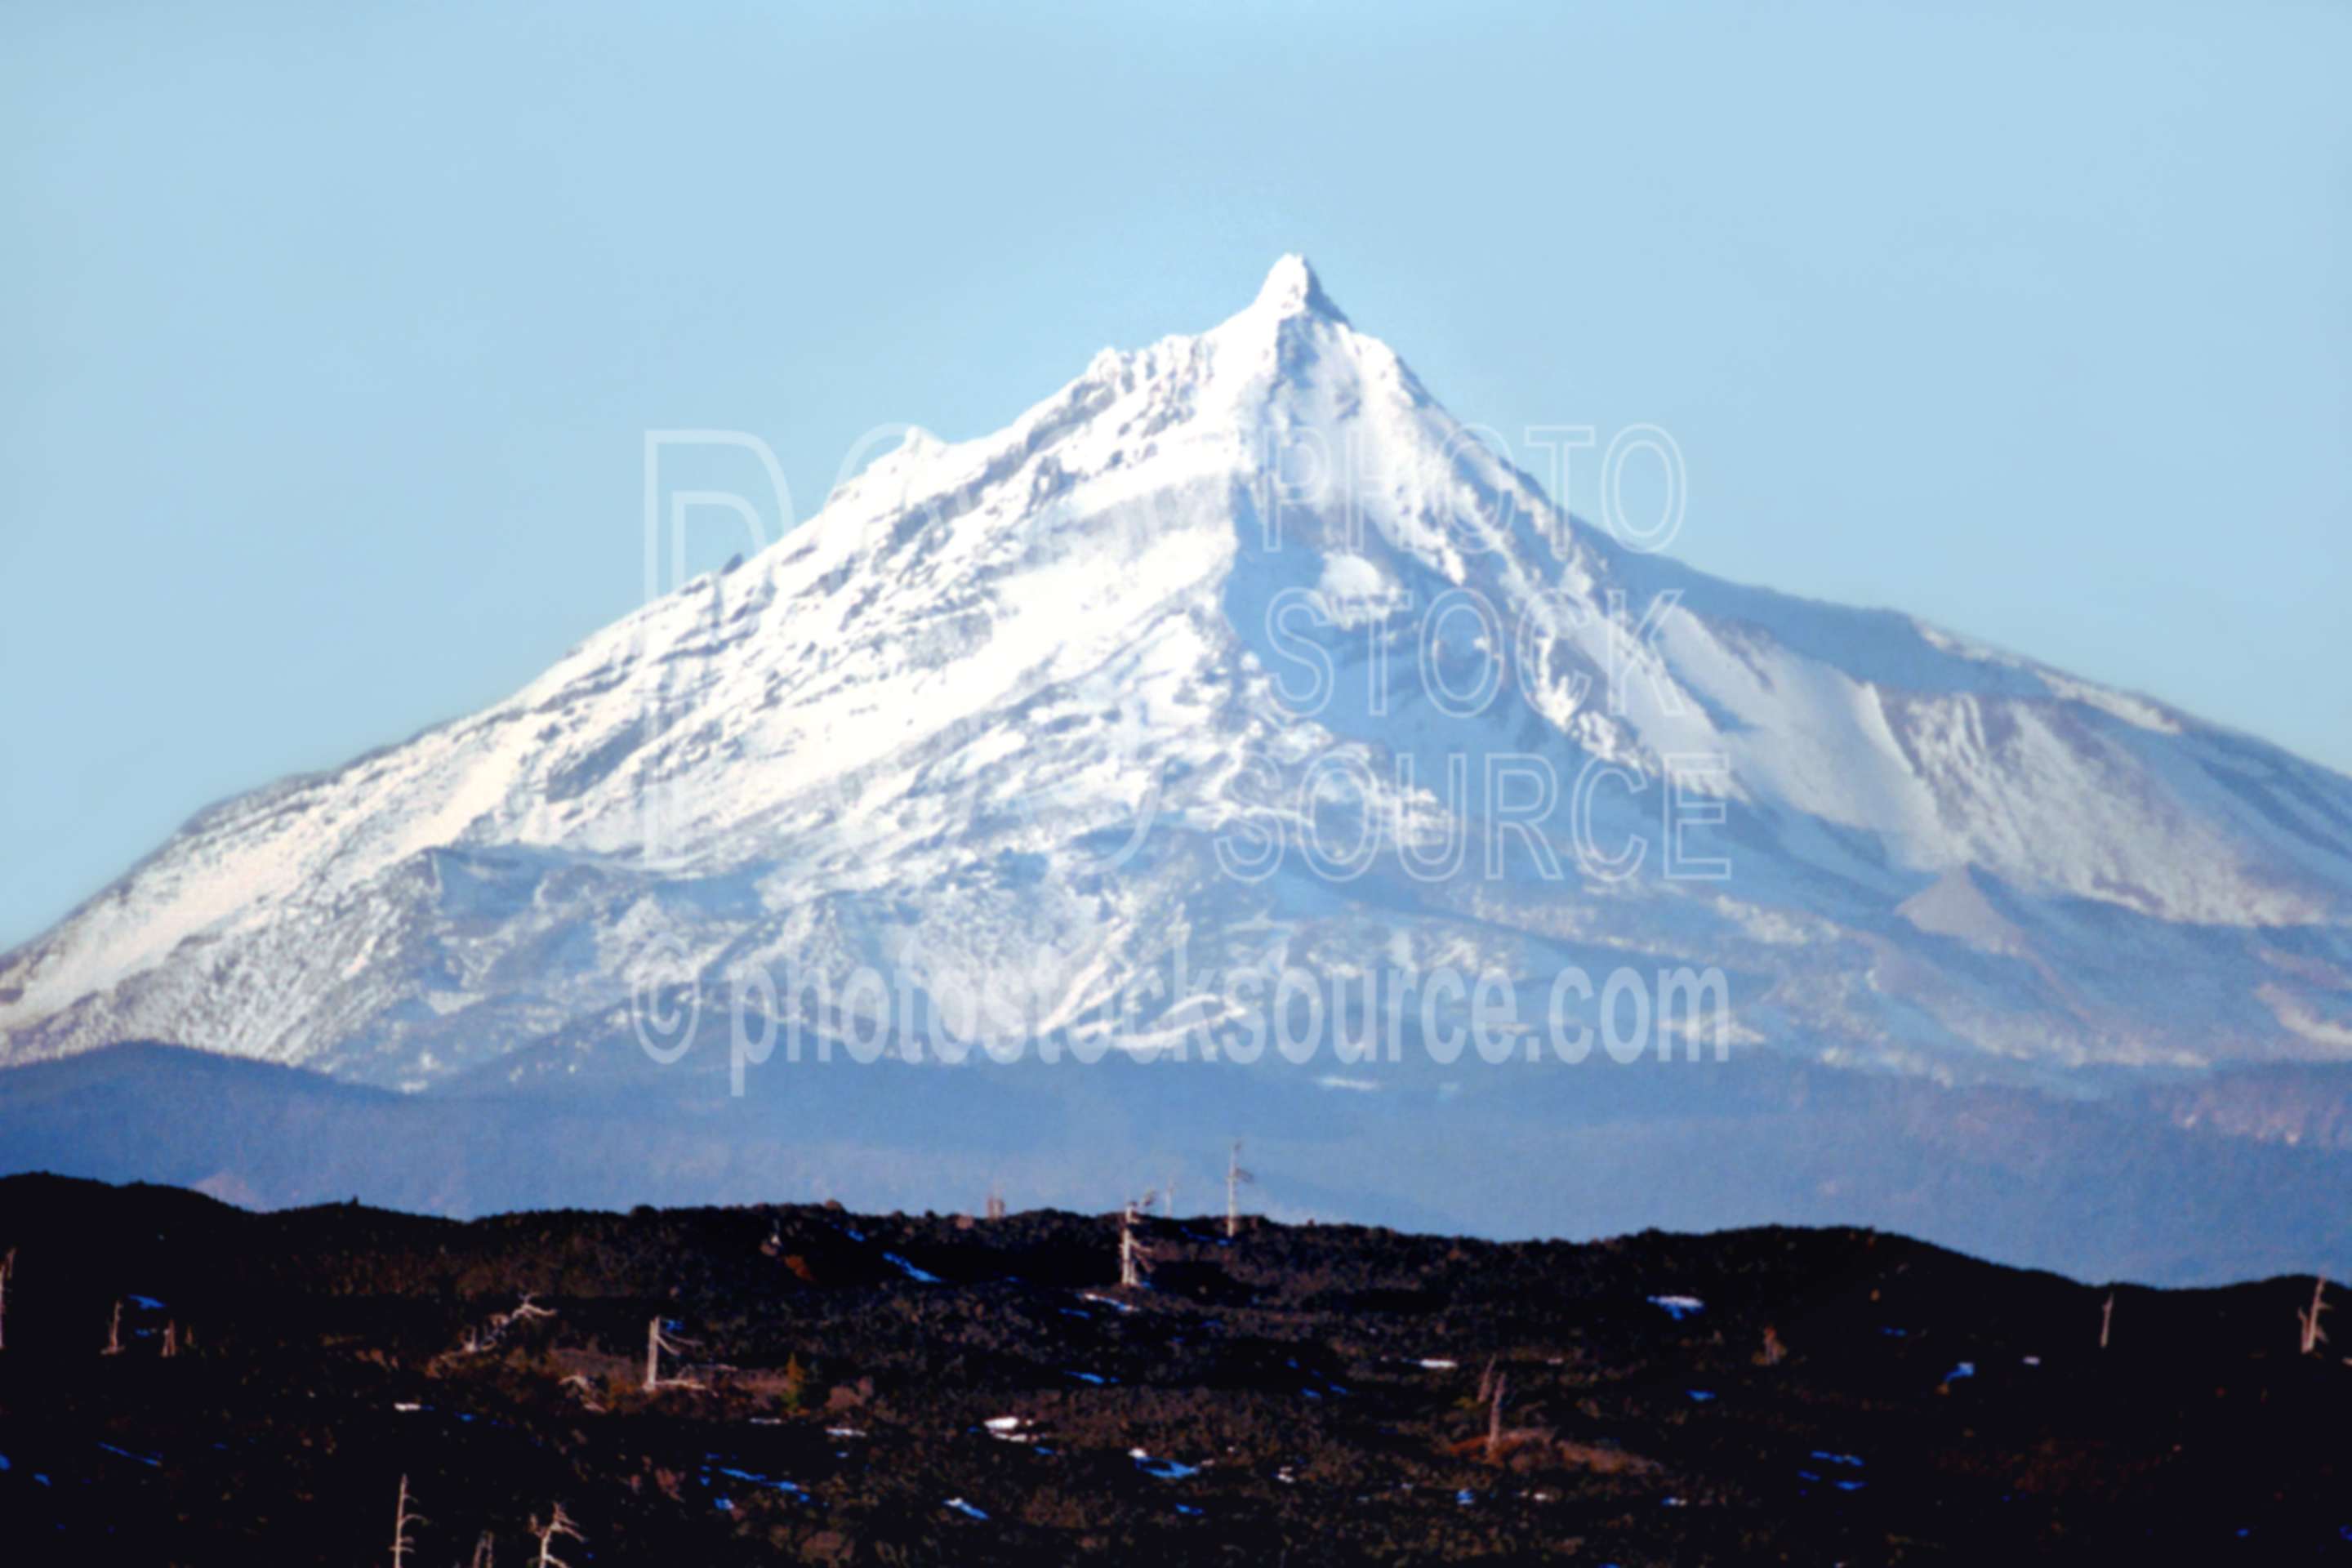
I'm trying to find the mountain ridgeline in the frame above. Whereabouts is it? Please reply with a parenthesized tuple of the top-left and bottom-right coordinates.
(2, 259, 2349, 1281)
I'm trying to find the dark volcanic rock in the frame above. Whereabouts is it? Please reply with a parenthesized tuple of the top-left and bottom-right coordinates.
(0, 1174, 2346, 1564)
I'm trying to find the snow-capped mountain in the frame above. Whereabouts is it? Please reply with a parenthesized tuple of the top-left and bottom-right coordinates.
(6, 257, 2351, 1089)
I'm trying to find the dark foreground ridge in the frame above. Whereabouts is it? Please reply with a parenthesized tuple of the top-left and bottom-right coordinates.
(0, 1174, 2345, 1563)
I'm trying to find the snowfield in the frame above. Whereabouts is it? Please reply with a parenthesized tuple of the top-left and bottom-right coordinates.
(3, 257, 2350, 1085)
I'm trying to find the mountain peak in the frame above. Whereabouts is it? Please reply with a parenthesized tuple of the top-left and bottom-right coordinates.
(4, 260, 2347, 1094)
(1251, 253, 1346, 323)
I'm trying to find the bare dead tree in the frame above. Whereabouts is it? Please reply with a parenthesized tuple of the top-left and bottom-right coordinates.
(2100, 1290, 2115, 1351)
(2299, 1276, 2332, 1356)
(1118, 1197, 1156, 1289)
(100, 1298, 124, 1356)
(454, 1293, 557, 1361)
(529, 1503, 584, 1568)
(389, 1474, 424, 1568)
(644, 1316, 704, 1392)
(494, 1294, 556, 1334)
(984, 1187, 1007, 1223)
(1226, 1140, 1255, 1241)
(1162, 1174, 1178, 1218)
(1484, 1370, 1510, 1464)
(162, 1321, 179, 1359)
(470, 1530, 497, 1568)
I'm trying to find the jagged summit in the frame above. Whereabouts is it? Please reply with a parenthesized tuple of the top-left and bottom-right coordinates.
(2, 264, 2348, 1087)
(1249, 252, 1348, 323)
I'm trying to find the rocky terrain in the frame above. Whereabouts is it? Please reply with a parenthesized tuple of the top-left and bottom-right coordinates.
(1, 1174, 2346, 1563)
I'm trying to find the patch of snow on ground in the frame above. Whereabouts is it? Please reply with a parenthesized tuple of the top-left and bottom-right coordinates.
(1130, 1448, 1200, 1480)
(713, 1465, 805, 1498)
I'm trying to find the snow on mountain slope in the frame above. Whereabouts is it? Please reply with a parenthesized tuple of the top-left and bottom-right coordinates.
(5, 257, 2351, 1086)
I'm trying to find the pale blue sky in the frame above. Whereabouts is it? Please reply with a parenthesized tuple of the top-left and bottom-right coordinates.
(3, 0, 2347, 949)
